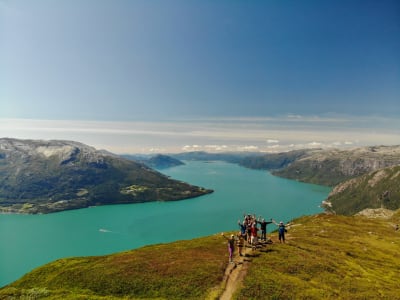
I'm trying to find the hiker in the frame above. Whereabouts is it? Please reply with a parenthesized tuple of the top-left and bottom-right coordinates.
(272, 220, 287, 243)
(257, 218, 273, 241)
(250, 222, 259, 249)
(246, 220, 252, 243)
(395, 224, 399, 231)
(221, 233, 235, 263)
(238, 220, 247, 237)
(236, 232, 245, 256)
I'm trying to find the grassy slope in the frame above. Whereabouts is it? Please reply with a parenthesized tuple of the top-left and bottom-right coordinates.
(326, 165, 400, 215)
(0, 236, 228, 300)
(235, 211, 400, 300)
(1, 212, 400, 299)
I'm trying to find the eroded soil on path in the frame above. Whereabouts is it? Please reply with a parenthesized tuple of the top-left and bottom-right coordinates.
(218, 240, 274, 300)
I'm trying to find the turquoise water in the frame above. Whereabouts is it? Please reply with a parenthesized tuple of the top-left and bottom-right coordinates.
(0, 161, 330, 287)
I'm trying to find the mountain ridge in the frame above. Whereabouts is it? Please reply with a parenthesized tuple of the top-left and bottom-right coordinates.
(167, 146, 400, 187)
(271, 145, 400, 186)
(0, 138, 212, 214)
(323, 165, 400, 215)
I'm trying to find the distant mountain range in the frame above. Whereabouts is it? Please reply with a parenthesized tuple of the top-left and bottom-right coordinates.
(271, 146, 400, 186)
(1, 138, 399, 215)
(166, 146, 400, 215)
(122, 154, 184, 169)
(169, 146, 400, 186)
(2, 141, 400, 296)
(238, 146, 400, 215)
(0, 138, 212, 214)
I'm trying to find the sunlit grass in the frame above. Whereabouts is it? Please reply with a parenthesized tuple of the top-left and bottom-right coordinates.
(234, 212, 400, 300)
(0, 235, 228, 299)
(1, 211, 399, 299)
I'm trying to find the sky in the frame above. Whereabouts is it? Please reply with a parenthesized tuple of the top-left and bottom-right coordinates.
(1, 0, 399, 154)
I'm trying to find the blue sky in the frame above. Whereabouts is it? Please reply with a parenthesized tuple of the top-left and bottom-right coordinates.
(1, 0, 399, 153)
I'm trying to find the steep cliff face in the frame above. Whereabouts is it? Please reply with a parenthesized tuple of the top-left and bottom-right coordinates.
(323, 165, 400, 215)
(272, 146, 400, 186)
(0, 138, 212, 214)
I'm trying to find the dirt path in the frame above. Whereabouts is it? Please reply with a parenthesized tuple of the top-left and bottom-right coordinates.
(218, 242, 269, 300)
(215, 228, 293, 299)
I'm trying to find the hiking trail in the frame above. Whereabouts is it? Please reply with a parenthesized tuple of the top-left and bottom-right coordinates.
(216, 231, 295, 300)
(217, 238, 276, 300)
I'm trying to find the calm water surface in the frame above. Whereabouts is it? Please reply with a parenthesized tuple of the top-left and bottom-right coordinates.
(0, 161, 330, 287)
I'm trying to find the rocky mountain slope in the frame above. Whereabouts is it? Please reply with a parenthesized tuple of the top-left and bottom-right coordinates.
(322, 165, 400, 215)
(0, 138, 212, 214)
(175, 146, 400, 188)
(271, 145, 400, 186)
(239, 149, 313, 170)
(1, 211, 399, 299)
(123, 154, 185, 169)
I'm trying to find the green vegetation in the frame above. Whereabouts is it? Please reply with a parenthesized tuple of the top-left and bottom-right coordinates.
(325, 165, 400, 215)
(124, 154, 185, 169)
(165, 146, 400, 189)
(239, 149, 310, 170)
(2, 212, 399, 299)
(235, 212, 400, 299)
(273, 146, 400, 187)
(272, 156, 350, 186)
(0, 139, 212, 214)
(0, 235, 228, 299)
(120, 184, 149, 195)
(2, 141, 400, 298)
(122, 147, 400, 189)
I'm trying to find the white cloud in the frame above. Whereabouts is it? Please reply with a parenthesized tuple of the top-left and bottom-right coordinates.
(205, 145, 228, 151)
(182, 145, 201, 152)
(307, 142, 323, 147)
(237, 145, 259, 151)
(267, 139, 279, 144)
(149, 147, 166, 153)
(1, 115, 399, 154)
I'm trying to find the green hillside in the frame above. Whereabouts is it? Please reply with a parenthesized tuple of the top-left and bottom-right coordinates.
(236, 211, 400, 300)
(0, 139, 212, 214)
(2, 212, 399, 299)
(272, 146, 400, 186)
(323, 165, 400, 215)
(0, 236, 227, 300)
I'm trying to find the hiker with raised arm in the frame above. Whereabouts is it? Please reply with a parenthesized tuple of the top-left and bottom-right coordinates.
(238, 219, 247, 238)
(272, 219, 287, 243)
(236, 232, 245, 256)
(246, 219, 252, 243)
(257, 217, 273, 241)
(221, 233, 235, 263)
(250, 222, 259, 250)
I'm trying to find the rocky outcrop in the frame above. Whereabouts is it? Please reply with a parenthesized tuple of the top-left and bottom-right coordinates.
(322, 165, 400, 215)
(272, 146, 400, 186)
(0, 138, 212, 214)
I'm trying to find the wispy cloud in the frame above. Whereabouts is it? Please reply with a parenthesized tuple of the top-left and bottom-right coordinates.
(1, 115, 399, 154)
(267, 139, 279, 144)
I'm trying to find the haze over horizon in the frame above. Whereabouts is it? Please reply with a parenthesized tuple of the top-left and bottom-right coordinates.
(1, 0, 399, 153)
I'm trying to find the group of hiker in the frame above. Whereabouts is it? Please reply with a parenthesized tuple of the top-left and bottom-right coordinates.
(222, 213, 288, 263)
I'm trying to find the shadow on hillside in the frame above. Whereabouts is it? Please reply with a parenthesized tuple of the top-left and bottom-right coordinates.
(259, 248, 275, 254)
